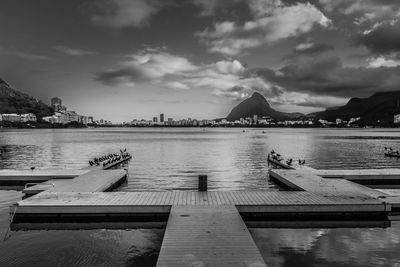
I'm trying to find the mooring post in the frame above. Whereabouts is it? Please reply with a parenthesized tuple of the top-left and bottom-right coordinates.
(198, 175, 207, 191)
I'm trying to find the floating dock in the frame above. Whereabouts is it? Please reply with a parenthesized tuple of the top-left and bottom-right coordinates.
(314, 169, 400, 187)
(10, 167, 400, 266)
(156, 205, 266, 267)
(11, 190, 390, 230)
(22, 169, 127, 197)
(269, 169, 386, 198)
(269, 169, 400, 220)
(0, 169, 88, 186)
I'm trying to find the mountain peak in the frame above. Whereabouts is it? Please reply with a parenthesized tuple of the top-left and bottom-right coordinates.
(251, 91, 264, 98)
(226, 91, 291, 121)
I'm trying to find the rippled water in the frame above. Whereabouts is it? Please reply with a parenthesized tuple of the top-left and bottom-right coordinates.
(1, 128, 400, 266)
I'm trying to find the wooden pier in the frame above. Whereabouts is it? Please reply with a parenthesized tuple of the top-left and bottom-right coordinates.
(269, 169, 386, 198)
(22, 169, 127, 196)
(314, 169, 400, 188)
(7, 164, 400, 266)
(157, 205, 266, 267)
(269, 169, 400, 220)
(0, 169, 88, 185)
(11, 190, 390, 230)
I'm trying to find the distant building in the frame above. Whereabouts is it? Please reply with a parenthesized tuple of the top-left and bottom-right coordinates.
(253, 114, 258, 125)
(88, 116, 94, 124)
(394, 114, 400, 124)
(66, 111, 79, 122)
(55, 112, 69, 124)
(153, 117, 158, 123)
(349, 117, 361, 124)
(79, 115, 88, 125)
(2, 114, 20, 122)
(20, 113, 37, 122)
(160, 113, 164, 123)
(51, 97, 62, 112)
(336, 118, 342, 124)
(0, 114, 2, 121)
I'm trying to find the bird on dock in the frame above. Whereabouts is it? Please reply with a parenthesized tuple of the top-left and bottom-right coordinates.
(124, 148, 127, 152)
(30, 166, 35, 171)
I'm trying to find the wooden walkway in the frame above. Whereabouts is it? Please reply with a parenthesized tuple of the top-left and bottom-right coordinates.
(315, 169, 400, 180)
(22, 169, 127, 196)
(157, 205, 266, 267)
(269, 169, 387, 198)
(14, 190, 387, 212)
(0, 169, 88, 184)
(12, 190, 389, 229)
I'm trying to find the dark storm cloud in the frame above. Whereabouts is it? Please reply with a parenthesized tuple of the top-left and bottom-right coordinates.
(356, 20, 400, 54)
(257, 55, 400, 99)
(82, 0, 164, 28)
(95, 67, 143, 85)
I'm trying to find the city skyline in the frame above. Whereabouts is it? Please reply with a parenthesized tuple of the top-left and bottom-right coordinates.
(1, 1, 400, 122)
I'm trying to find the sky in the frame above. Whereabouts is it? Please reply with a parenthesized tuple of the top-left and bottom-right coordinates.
(1, 0, 400, 122)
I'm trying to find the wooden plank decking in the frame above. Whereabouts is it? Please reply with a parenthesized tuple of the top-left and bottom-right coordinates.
(315, 169, 400, 180)
(12, 190, 390, 230)
(269, 169, 387, 199)
(22, 169, 127, 196)
(0, 169, 88, 184)
(13, 190, 388, 216)
(156, 205, 266, 267)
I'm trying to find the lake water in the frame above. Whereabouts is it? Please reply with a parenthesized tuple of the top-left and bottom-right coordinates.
(1, 128, 400, 266)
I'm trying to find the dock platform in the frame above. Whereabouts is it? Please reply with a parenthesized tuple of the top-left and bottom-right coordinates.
(0, 169, 88, 185)
(269, 169, 386, 198)
(22, 169, 127, 196)
(315, 169, 400, 187)
(11, 190, 390, 230)
(156, 205, 266, 267)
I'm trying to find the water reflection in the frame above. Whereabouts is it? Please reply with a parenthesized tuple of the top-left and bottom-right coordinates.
(250, 224, 400, 267)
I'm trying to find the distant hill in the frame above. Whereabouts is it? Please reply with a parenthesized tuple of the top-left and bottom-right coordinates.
(0, 77, 53, 120)
(314, 91, 400, 124)
(226, 92, 303, 121)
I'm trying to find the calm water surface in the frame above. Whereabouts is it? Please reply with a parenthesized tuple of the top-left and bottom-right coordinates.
(1, 128, 400, 266)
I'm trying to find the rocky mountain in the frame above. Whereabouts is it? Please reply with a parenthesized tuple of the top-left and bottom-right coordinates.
(0, 77, 53, 120)
(314, 91, 400, 124)
(226, 92, 302, 121)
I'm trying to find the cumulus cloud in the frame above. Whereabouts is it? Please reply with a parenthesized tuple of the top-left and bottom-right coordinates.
(86, 0, 162, 28)
(54, 46, 96, 56)
(196, 0, 331, 55)
(96, 49, 277, 101)
(295, 41, 314, 51)
(319, 0, 400, 24)
(96, 48, 198, 85)
(367, 56, 400, 68)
